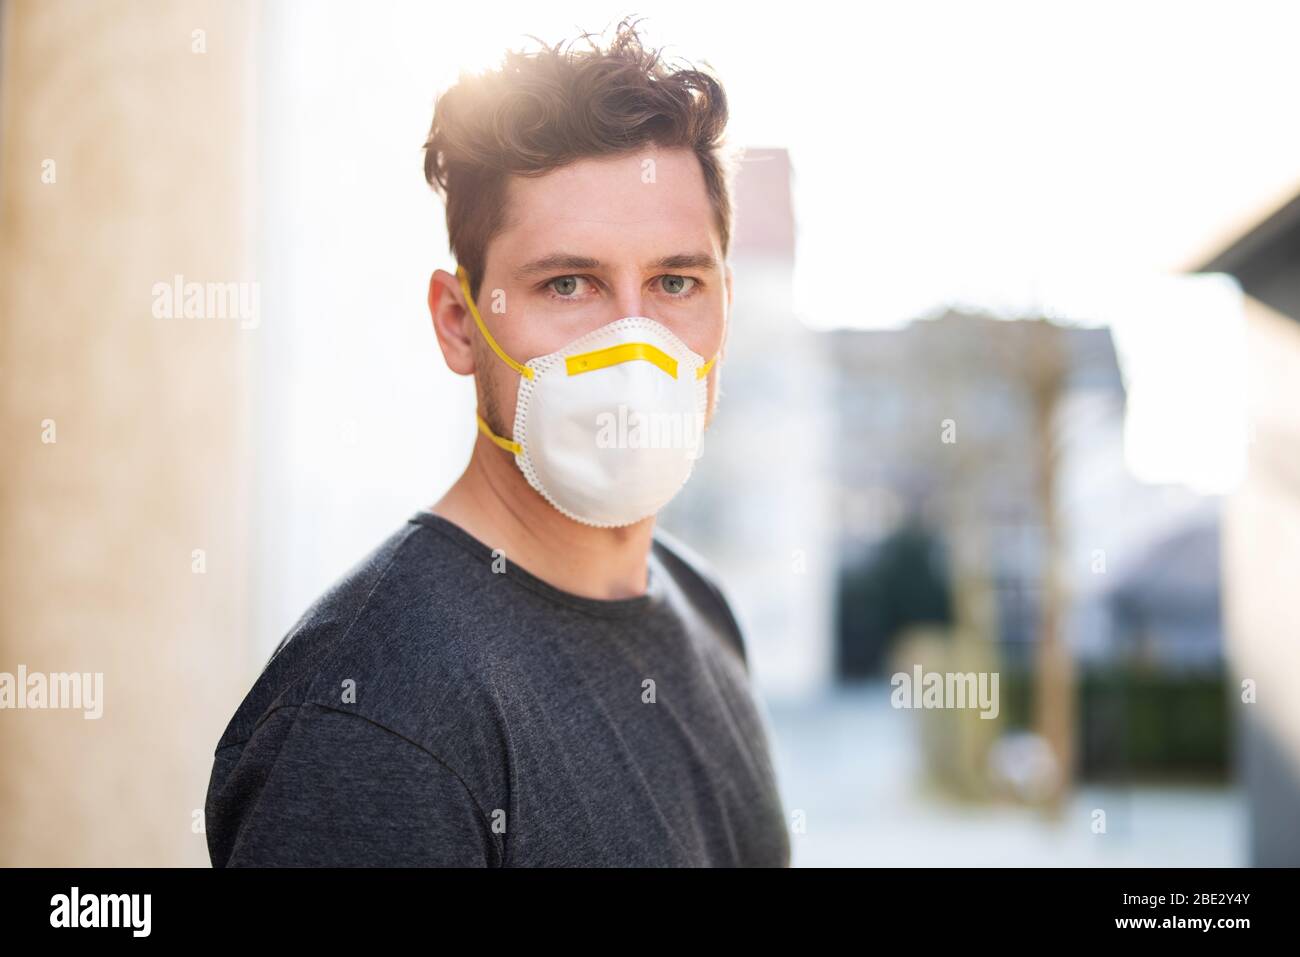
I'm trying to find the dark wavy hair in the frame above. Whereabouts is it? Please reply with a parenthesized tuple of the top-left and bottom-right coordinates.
(422, 15, 739, 302)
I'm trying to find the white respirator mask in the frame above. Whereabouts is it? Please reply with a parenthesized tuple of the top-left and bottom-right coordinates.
(457, 265, 717, 528)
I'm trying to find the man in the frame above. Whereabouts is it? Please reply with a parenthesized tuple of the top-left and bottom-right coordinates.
(205, 18, 791, 867)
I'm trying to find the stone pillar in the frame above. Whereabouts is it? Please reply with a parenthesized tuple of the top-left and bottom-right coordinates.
(0, 0, 258, 865)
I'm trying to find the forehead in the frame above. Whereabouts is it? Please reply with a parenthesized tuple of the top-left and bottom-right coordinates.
(491, 146, 720, 265)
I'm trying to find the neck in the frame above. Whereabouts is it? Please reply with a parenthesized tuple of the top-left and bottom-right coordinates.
(430, 434, 656, 601)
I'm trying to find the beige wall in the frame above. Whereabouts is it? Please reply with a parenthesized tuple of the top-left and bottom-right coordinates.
(0, 0, 258, 865)
(1223, 293, 1300, 865)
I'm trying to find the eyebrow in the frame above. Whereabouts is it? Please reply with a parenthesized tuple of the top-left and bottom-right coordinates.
(512, 251, 719, 281)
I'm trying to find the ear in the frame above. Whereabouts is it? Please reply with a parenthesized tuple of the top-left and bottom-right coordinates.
(428, 269, 476, 376)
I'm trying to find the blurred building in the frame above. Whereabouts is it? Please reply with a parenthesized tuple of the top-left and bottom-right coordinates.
(827, 314, 1225, 676)
(1196, 189, 1300, 866)
(662, 148, 836, 700)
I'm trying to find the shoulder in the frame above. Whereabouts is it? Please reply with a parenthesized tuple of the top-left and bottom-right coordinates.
(652, 525, 750, 669)
(213, 514, 500, 753)
(207, 515, 511, 862)
(264, 519, 424, 664)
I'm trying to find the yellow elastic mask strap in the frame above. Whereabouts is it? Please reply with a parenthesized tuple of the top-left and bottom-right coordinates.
(477, 413, 521, 456)
(456, 265, 534, 381)
(697, 355, 717, 380)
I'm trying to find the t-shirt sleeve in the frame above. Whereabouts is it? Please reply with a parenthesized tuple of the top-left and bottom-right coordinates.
(215, 704, 500, 867)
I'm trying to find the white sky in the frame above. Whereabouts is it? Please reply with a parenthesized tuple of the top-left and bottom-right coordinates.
(368, 0, 1300, 328)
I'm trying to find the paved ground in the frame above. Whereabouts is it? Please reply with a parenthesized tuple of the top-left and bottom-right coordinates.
(763, 682, 1247, 867)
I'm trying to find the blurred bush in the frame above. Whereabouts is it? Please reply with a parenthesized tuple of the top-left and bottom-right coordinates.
(836, 520, 954, 678)
(997, 667, 1232, 783)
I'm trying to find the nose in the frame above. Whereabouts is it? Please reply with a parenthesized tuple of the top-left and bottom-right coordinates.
(609, 274, 647, 320)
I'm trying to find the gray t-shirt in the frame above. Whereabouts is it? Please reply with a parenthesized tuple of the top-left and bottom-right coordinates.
(205, 510, 791, 867)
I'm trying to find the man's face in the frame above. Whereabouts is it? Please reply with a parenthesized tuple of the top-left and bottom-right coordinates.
(472, 145, 731, 436)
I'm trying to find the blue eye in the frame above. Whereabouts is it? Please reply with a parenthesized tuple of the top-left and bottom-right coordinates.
(659, 275, 696, 296)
